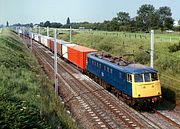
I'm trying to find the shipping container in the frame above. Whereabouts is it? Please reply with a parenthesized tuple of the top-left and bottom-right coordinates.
(35, 34, 39, 42)
(32, 33, 35, 40)
(49, 38, 54, 51)
(47, 38, 50, 49)
(44, 36, 49, 47)
(56, 40, 63, 56)
(41, 36, 44, 45)
(62, 43, 77, 59)
(38, 35, 41, 43)
(68, 45, 97, 70)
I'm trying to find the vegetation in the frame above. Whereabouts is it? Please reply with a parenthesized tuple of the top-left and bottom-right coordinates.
(40, 21, 63, 28)
(168, 42, 180, 52)
(0, 29, 78, 129)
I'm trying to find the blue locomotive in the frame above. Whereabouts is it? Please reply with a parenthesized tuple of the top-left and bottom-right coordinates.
(87, 52, 161, 108)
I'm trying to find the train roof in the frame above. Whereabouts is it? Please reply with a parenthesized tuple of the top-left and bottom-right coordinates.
(87, 52, 157, 74)
(68, 45, 97, 52)
(123, 64, 157, 74)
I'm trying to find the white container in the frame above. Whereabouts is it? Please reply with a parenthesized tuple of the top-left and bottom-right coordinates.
(44, 36, 49, 47)
(41, 35, 44, 45)
(62, 43, 77, 59)
(35, 34, 39, 42)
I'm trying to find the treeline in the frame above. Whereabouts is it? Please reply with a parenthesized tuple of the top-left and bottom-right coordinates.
(12, 4, 180, 32)
(39, 21, 62, 28)
(40, 4, 179, 32)
(69, 4, 176, 32)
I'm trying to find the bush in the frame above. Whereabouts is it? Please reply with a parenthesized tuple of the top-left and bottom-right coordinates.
(168, 42, 180, 52)
(134, 51, 149, 64)
(156, 55, 180, 73)
(97, 43, 113, 52)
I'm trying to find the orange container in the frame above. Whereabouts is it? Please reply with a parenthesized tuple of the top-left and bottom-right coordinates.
(68, 45, 97, 70)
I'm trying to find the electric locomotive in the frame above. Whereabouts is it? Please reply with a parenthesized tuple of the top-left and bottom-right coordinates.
(87, 52, 161, 109)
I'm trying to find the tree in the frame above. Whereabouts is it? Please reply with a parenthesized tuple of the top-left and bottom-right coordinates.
(158, 6, 172, 30)
(6, 21, 9, 27)
(116, 12, 130, 25)
(44, 21, 50, 27)
(110, 18, 120, 31)
(164, 17, 174, 30)
(66, 17, 70, 25)
(50, 22, 62, 28)
(150, 11, 160, 29)
(178, 20, 180, 26)
(39, 22, 44, 27)
(137, 4, 155, 31)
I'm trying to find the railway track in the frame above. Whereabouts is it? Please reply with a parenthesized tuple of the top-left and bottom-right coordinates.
(157, 109, 180, 126)
(33, 41, 135, 129)
(141, 111, 180, 129)
(33, 41, 121, 128)
(23, 37, 179, 129)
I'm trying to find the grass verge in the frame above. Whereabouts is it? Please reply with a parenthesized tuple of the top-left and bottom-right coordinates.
(0, 29, 79, 129)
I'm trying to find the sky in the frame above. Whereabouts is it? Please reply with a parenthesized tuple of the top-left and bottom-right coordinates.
(0, 0, 180, 25)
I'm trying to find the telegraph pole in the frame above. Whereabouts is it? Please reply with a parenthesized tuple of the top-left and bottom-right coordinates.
(54, 29, 58, 94)
(150, 30, 154, 68)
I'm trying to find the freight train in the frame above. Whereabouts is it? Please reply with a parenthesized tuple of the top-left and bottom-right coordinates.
(21, 31, 162, 110)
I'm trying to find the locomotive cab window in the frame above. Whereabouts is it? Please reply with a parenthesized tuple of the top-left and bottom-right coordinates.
(134, 74, 143, 82)
(144, 73, 150, 82)
(151, 73, 158, 81)
(127, 74, 132, 82)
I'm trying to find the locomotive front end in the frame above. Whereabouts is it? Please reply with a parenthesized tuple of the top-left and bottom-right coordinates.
(132, 72, 162, 103)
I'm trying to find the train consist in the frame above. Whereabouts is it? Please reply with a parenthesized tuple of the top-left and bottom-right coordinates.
(22, 31, 162, 110)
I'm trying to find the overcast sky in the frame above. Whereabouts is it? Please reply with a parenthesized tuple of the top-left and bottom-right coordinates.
(0, 0, 180, 25)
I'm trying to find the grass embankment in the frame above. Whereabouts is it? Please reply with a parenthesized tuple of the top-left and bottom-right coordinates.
(0, 29, 78, 129)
